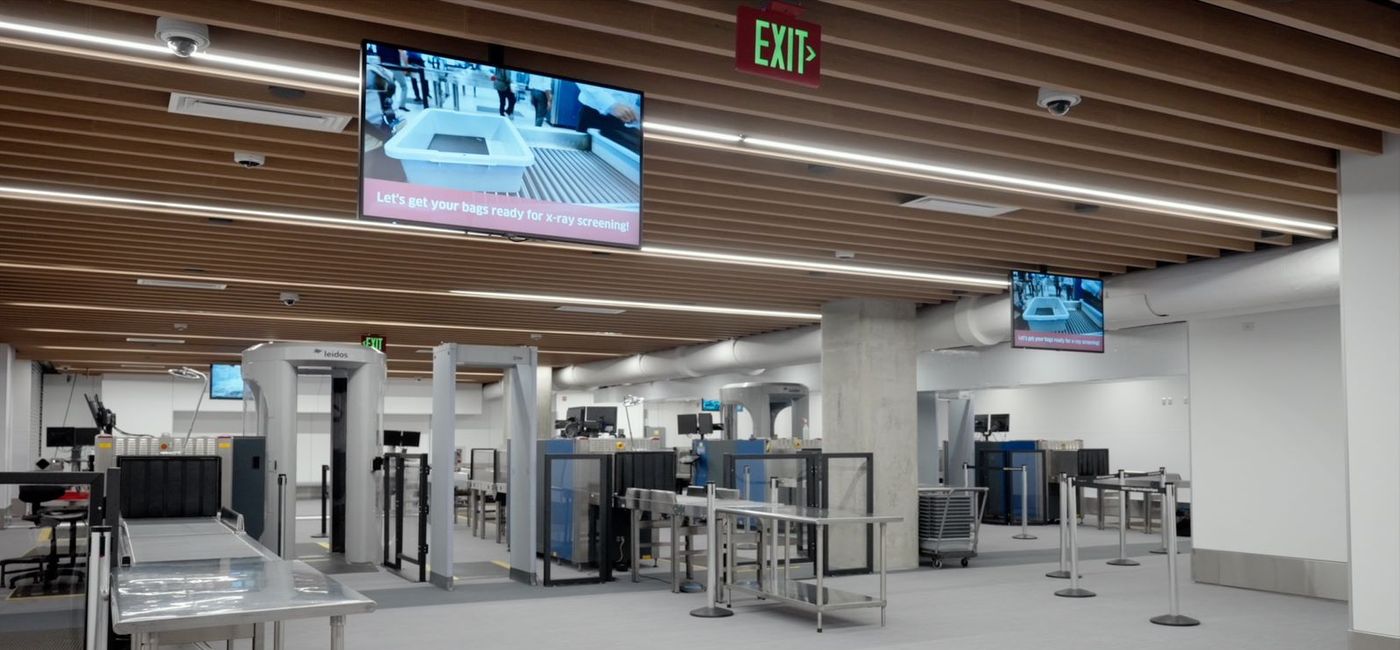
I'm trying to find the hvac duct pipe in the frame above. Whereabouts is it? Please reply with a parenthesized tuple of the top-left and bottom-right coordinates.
(556, 240, 1337, 389)
(554, 326, 819, 389)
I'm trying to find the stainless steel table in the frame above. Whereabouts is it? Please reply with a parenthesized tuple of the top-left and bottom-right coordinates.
(714, 504, 902, 632)
(621, 490, 768, 593)
(113, 556, 375, 649)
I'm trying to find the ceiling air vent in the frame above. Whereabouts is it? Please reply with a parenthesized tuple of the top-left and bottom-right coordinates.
(901, 195, 1017, 217)
(168, 92, 352, 133)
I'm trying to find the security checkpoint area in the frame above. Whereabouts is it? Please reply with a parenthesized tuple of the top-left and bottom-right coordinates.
(1, 0, 1396, 649)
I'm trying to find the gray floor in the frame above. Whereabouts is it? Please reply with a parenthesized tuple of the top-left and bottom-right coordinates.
(270, 520, 1346, 650)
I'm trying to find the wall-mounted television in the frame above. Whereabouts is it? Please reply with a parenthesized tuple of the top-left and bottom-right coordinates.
(700, 398, 721, 412)
(1010, 271, 1105, 353)
(359, 40, 643, 248)
(210, 363, 244, 400)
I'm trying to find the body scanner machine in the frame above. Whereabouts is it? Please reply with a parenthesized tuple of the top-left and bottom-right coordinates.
(719, 382, 810, 440)
(242, 343, 386, 564)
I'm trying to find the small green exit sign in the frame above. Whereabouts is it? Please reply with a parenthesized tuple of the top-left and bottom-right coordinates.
(735, 3, 821, 88)
(361, 334, 385, 352)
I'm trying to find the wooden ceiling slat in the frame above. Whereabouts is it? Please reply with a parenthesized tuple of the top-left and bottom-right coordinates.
(642, 100, 1338, 206)
(0, 43, 352, 115)
(0, 212, 977, 299)
(1015, 0, 1400, 101)
(0, 204, 989, 292)
(816, 0, 1386, 152)
(1203, 0, 1400, 58)
(0, 154, 356, 201)
(0, 108, 354, 166)
(630, 0, 1383, 152)
(0, 128, 354, 179)
(645, 185, 1213, 260)
(643, 148, 1272, 246)
(819, 0, 1399, 133)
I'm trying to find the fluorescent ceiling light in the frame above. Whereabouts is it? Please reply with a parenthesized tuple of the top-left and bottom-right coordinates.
(453, 289, 822, 319)
(645, 127, 1337, 236)
(36, 345, 239, 356)
(125, 337, 186, 344)
(23, 329, 621, 357)
(556, 305, 628, 315)
(646, 121, 744, 143)
(10, 303, 710, 342)
(0, 186, 1005, 289)
(0, 19, 357, 87)
(640, 245, 1009, 288)
(137, 278, 227, 290)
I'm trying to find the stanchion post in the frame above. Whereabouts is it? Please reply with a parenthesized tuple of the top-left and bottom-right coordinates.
(1047, 473, 1072, 579)
(1013, 465, 1036, 540)
(690, 482, 733, 618)
(1150, 482, 1199, 626)
(1054, 475, 1095, 598)
(1150, 466, 1169, 554)
(962, 462, 973, 489)
(1108, 469, 1140, 567)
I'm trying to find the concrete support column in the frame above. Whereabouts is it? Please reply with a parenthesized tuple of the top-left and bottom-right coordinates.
(821, 298, 919, 570)
(1339, 133, 1400, 649)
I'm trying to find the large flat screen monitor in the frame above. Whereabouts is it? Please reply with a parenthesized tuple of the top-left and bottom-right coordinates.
(1010, 271, 1105, 353)
(210, 363, 244, 400)
(359, 40, 643, 248)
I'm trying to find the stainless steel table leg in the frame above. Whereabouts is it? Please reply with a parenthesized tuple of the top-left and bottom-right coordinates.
(331, 614, 346, 650)
(816, 522, 825, 633)
(253, 622, 266, 650)
(670, 514, 680, 593)
(1097, 488, 1105, 530)
(631, 508, 641, 583)
(274, 620, 284, 650)
(880, 521, 887, 627)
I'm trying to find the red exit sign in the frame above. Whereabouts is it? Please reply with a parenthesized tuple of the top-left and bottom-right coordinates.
(735, 2, 821, 88)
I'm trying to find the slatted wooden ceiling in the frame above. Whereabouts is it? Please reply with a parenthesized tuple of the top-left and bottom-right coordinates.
(0, 0, 1395, 380)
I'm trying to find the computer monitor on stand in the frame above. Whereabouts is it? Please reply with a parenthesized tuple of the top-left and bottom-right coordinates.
(45, 427, 99, 469)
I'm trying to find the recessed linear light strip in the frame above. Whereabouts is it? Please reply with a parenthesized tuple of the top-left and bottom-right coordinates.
(6, 303, 710, 342)
(23, 328, 620, 357)
(0, 20, 359, 88)
(0, 187, 1005, 289)
(451, 290, 822, 319)
(0, 262, 820, 320)
(46, 360, 500, 377)
(645, 123, 1337, 236)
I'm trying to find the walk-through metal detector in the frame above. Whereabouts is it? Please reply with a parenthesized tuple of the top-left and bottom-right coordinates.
(431, 344, 538, 589)
(242, 342, 386, 563)
(719, 382, 809, 440)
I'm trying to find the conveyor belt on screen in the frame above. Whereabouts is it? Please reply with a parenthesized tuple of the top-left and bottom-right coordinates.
(1065, 311, 1101, 335)
(494, 147, 638, 205)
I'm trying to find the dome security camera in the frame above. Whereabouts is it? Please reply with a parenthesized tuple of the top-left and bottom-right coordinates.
(234, 152, 266, 168)
(1036, 87, 1082, 117)
(156, 17, 210, 58)
(279, 292, 300, 306)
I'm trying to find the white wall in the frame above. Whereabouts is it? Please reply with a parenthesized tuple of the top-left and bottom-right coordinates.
(37, 373, 487, 485)
(919, 321, 1187, 391)
(968, 376, 1191, 480)
(555, 362, 824, 445)
(1189, 305, 1347, 563)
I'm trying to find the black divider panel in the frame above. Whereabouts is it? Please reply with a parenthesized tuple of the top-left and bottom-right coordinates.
(118, 456, 221, 518)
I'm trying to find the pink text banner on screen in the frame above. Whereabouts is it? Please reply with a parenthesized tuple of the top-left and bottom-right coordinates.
(1013, 330, 1104, 352)
(363, 178, 641, 247)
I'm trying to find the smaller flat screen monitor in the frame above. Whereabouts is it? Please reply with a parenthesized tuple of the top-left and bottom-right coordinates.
(210, 363, 245, 399)
(585, 406, 617, 429)
(677, 413, 714, 436)
(399, 431, 421, 447)
(700, 399, 721, 412)
(1010, 270, 1105, 353)
(45, 426, 74, 448)
(973, 415, 989, 434)
(989, 414, 1010, 433)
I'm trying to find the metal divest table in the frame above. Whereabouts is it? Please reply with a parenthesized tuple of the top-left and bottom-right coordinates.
(112, 518, 376, 649)
(715, 503, 902, 633)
